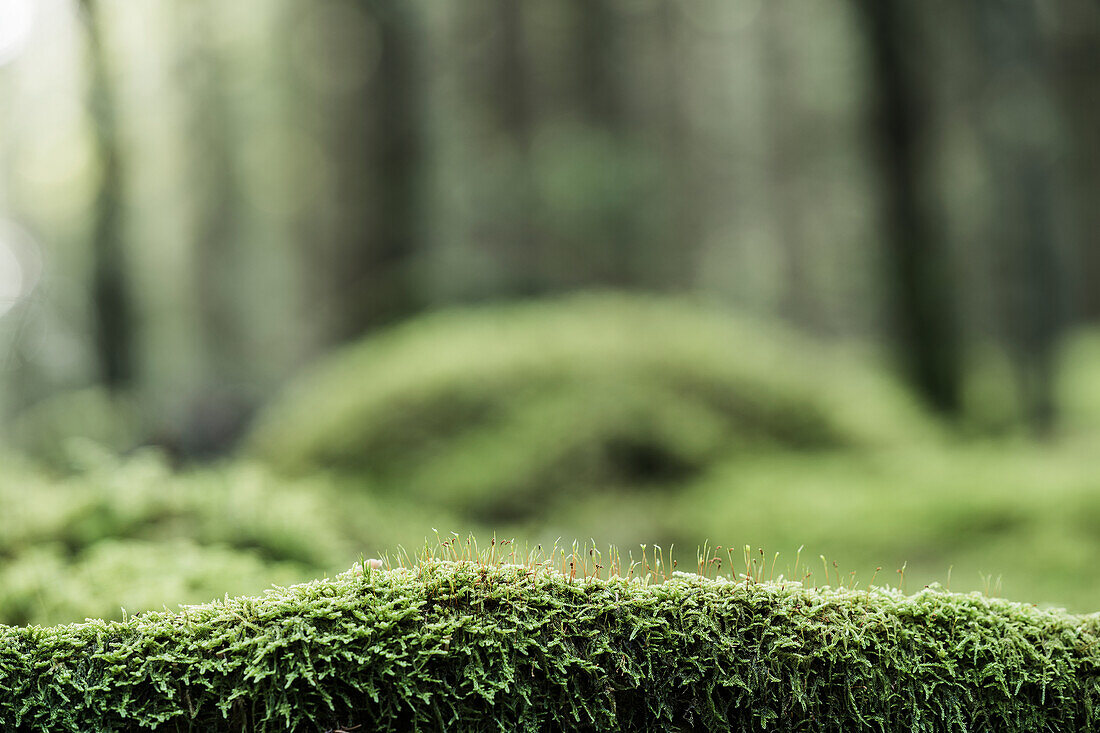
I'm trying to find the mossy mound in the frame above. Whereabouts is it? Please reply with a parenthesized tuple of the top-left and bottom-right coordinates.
(3, 558, 1098, 732)
(247, 293, 936, 518)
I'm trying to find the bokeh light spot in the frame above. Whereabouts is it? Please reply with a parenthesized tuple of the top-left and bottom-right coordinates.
(0, 221, 42, 318)
(0, 0, 35, 67)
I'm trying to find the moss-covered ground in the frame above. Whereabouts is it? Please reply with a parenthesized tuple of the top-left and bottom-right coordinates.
(246, 294, 937, 519)
(7, 437, 1100, 624)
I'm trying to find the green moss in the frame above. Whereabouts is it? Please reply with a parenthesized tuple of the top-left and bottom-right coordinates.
(247, 293, 936, 518)
(549, 442, 1100, 613)
(2, 559, 1099, 732)
(10, 439, 1100, 623)
(3, 388, 144, 470)
(0, 539, 306, 627)
(1057, 328, 1100, 435)
(0, 450, 347, 567)
(0, 451, 463, 625)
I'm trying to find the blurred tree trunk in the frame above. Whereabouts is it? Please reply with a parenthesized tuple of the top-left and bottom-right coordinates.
(177, 1, 244, 383)
(324, 0, 426, 344)
(568, 0, 633, 287)
(171, 1, 253, 456)
(853, 0, 962, 415)
(478, 0, 543, 295)
(969, 0, 1065, 436)
(80, 0, 135, 391)
(572, 0, 622, 130)
(761, 1, 814, 327)
(1047, 4, 1100, 323)
(654, 0, 702, 292)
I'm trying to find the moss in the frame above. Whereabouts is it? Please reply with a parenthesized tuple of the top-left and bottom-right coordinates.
(11, 440, 1100, 624)
(1057, 328, 1100, 435)
(0, 451, 463, 626)
(644, 443, 1100, 613)
(247, 293, 936, 518)
(0, 539, 307, 628)
(2, 559, 1099, 732)
(3, 388, 144, 470)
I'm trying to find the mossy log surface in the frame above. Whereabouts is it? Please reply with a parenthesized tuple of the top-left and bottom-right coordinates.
(2, 560, 1098, 732)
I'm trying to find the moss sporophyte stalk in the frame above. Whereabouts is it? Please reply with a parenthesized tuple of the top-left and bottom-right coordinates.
(3, 538, 1099, 731)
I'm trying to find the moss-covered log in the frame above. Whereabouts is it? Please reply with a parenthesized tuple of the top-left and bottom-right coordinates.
(3, 560, 1098, 731)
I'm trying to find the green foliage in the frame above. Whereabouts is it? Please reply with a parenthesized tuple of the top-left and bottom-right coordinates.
(0, 450, 461, 625)
(1057, 328, 1100, 434)
(551, 442, 1100, 613)
(247, 293, 936, 518)
(4, 388, 143, 469)
(3, 558, 1099, 732)
(0, 539, 305, 628)
(11, 439, 1100, 625)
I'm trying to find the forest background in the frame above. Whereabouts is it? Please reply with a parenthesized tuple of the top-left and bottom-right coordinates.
(2, 0, 1100, 622)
